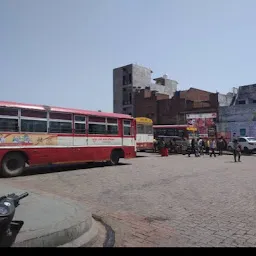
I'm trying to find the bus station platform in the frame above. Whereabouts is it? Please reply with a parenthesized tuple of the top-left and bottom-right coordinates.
(0, 183, 100, 247)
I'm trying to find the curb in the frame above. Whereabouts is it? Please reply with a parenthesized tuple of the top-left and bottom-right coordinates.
(92, 214, 115, 247)
(13, 216, 93, 247)
(58, 219, 99, 247)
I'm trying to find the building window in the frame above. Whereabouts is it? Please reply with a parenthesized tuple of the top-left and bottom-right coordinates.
(21, 120, 47, 133)
(238, 100, 246, 104)
(253, 100, 256, 104)
(240, 129, 246, 137)
(49, 121, 72, 133)
(129, 74, 132, 84)
(129, 93, 132, 104)
(0, 118, 19, 132)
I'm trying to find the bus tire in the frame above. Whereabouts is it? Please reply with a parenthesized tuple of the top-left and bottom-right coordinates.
(1, 152, 25, 178)
(108, 150, 120, 166)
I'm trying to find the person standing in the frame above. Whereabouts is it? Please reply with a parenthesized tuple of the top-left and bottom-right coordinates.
(205, 138, 210, 155)
(188, 138, 197, 157)
(198, 138, 203, 155)
(218, 137, 225, 156)
(201, 139, 205, 155)
(209, 138, 216, 157)
(233, 138, 241, 162)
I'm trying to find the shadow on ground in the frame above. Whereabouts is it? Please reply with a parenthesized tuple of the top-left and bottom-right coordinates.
(20, 162, 131, 177)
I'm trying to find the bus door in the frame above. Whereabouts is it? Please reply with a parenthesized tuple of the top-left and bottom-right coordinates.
(122, 120, 133, 147)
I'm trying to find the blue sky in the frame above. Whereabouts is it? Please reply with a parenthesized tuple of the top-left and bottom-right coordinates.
(1, 0, 256, 112)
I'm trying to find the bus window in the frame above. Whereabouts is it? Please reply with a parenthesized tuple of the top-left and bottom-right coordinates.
(144, 125, 153, 134)
(74, 115, 86, 134)
(49, 121, 72, 133)
(88, 124, 106, 134)
(21, 119, 47, 133)
(0, 107, 19, 132)
(0, 118, 19, 132)
(137, 124, 144, 134)
(107, 118, 118, 135)
(88, 116, 106, 135)
(123, 120, 132, 136)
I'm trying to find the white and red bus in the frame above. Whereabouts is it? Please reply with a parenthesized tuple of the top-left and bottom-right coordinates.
(135, 117, 154, 151)
(153, 124, 198, 140)
(0, 101, 136, 177)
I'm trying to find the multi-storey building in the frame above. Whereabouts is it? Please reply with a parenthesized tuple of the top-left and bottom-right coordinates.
(113, 64, 178, 116)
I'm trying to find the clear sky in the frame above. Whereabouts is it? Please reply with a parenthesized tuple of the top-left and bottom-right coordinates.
(1, 0, 256, 112)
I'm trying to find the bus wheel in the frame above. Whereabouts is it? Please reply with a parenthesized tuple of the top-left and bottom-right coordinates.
(108, 150, 120, 166)
(1, 152, 26, 178)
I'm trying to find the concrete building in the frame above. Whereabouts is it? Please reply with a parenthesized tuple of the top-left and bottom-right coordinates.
(218, 87, 237, 107)
(217, 84, 256, 139)
(113, 64, 178, 116)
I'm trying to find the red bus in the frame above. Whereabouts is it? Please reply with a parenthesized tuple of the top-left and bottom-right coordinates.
(0, 101, 136, 177)
(153, 124, 198, 139)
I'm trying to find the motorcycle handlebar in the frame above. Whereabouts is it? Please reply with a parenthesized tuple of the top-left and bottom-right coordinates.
(17, 192, 29, 201)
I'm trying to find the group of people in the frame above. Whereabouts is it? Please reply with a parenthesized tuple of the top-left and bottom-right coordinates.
(187, 137, 225, 157)
(153, 137, 183, 155)
(154, 134, 242, 162)
(187, 135, 242, 162)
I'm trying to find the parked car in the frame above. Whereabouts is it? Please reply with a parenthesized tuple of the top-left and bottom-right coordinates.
(227, 137, 256, 154)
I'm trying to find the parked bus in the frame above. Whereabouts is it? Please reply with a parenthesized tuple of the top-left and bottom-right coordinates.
(0, 101, 136, 177)
(153, 124, 198, 140)
(135, 117, 154, 151)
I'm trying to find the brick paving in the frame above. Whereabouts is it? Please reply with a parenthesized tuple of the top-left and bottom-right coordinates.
(2, 153, 256, 247)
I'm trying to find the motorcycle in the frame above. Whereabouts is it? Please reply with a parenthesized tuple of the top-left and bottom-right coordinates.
(0, 192, 29, 247)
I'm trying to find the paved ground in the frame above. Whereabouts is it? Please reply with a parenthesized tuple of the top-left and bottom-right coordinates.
(2, 153, 256, 247)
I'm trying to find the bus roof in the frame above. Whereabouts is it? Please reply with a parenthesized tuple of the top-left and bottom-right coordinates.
(135, 117, 153, 124)
(0, 101, 133, 119)
(153, 124, 190, 128)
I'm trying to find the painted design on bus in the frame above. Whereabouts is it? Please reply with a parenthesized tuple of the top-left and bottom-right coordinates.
(0, 134, 57, 146)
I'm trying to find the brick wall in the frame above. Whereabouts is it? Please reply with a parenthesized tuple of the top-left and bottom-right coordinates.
(157, 89, 218, 125)
(134, 87, 219, 125)
(134, 89, 168, 123)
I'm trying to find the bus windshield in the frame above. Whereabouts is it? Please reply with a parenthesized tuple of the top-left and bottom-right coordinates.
(137, 123, 153, 134)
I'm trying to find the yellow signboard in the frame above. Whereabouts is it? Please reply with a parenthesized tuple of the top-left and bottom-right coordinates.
(187, 127, 197, 132)
(135, 117, 153, 124)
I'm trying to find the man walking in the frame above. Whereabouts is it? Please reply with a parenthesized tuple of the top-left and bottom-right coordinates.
(233, 137, 241, 162)
(209, 138, 216, 157)
(218, 136, 225, 156)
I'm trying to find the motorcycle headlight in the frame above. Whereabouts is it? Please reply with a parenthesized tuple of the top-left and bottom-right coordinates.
(0, 205, 8, 215)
